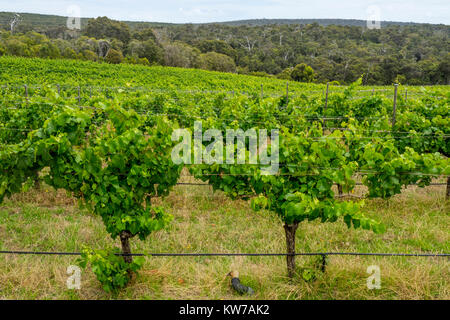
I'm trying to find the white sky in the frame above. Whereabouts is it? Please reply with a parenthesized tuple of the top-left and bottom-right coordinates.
(0, 0, 449, 24)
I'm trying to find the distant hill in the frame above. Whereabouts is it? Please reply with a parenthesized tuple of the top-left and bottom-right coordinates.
(0, 12, 174, 30)
(0, 12, 88, 29)
(0, 12, 169, 28)
(213, 18, 430, 27)
(0, 11, 444, 31)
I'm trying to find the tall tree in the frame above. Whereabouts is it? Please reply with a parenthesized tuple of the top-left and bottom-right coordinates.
(84, 16, 131, 44)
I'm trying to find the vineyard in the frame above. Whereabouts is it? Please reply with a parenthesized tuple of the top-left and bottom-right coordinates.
(0, 57, 449, 299)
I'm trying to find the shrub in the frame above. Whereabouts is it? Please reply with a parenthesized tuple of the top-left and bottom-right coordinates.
(105, 48, 123, 64)
(82, 49, 98, 61)
(291, 63, 315, 83)
(277, 67, 293, 80)
(5, 39, 30, 57)
(37, 42, 61, 59)
(198, 52, 236, 73)
(163, 41, 199, 68)
(62, 47, 78, 59)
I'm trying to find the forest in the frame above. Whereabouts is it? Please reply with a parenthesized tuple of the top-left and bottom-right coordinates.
(0, 12, 449, 85)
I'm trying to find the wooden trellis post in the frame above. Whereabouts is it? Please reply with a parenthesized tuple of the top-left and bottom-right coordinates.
(392, 84, 398, 129)
(323, 82, 329, 134)
(447, 177, 450, 200)
(24, 84, 28, 105)
(286, 82, 289, 105)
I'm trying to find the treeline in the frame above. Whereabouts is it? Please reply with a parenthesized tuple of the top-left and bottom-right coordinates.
(0, 16, 237, 73)
(1, 15, 449, 85)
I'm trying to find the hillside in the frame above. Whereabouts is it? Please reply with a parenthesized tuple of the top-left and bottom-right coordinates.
(0, 56, 320, 93)
(216, 18, 429, 27)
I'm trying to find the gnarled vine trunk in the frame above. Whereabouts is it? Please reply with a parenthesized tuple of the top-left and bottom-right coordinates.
(446, 177, 450, 200)
(284, 222, 299, 278)
(34, 172, 41, 190)
(119, 231, 133, 264)
(337, 184, 343, 196)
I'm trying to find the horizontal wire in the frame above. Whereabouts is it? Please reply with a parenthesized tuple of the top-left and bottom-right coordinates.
(2, 101, 446, 121)
(0, 108, 448, 135)
(183, 173, 449, 177)
(1, 84, 411, 95)
(0, 250, 448, 257)
(2, 127, 448, 140)
(3, 83, 444, 98)
(174, 182, 448, 187)
(0, 161, 444, 177)
(0, 141, 447, 177)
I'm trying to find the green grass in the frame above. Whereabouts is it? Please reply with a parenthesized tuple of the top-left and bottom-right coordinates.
(0, 181, 448, 300)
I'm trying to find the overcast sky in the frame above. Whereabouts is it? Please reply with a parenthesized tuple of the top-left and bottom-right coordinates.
(1, 0, 449, 24)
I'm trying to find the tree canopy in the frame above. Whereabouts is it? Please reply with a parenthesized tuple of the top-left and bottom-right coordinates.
(0, 13, 448, 84)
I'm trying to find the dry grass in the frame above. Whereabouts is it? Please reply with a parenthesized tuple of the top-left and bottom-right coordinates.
(0, 181, 448, 300)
